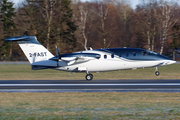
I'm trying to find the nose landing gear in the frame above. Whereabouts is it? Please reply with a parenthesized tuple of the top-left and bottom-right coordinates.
(155, 71, 160, 76)
(155, 67, 160, 76)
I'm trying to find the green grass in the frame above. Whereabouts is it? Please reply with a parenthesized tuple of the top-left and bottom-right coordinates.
(0, 64, 180, 80)
(0, 92, 180, 119)
(0, 64, 180, 119)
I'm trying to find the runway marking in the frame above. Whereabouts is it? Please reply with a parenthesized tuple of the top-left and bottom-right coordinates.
(1, 83, 180, 86)
(0, 89, 180, 93)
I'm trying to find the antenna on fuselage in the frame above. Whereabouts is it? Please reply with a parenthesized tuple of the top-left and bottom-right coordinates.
(89, 47, 93, 50)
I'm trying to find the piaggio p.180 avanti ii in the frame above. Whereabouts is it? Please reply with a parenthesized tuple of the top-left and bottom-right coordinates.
(5, 36, 176, 81)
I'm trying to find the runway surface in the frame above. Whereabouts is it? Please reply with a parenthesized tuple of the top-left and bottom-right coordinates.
(0, 79, 180, 92)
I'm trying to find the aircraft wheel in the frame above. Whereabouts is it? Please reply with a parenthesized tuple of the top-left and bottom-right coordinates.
(86, 74, 93, 81)
(155, 71, 160, 76)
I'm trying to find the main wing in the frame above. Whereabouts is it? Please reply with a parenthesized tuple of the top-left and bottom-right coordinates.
(50, 53, 101, 65)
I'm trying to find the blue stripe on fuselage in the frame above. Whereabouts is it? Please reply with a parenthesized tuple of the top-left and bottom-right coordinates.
(58, 53, 101, 59)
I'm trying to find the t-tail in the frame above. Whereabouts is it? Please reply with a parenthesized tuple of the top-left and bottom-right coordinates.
(5, 36, 55, 67)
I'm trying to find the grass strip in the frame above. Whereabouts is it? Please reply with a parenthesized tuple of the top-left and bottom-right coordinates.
(0, 64, 179, 80)
(0, 92, 180, 119)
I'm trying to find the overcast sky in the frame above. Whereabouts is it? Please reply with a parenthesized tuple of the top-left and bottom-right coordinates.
(11, 0, 140, 9)
(10, 0, 180, 9)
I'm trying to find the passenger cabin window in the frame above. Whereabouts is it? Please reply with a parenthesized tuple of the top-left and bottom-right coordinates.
(126, 53, 129, 57)
(111, 54, 114, 58)
(119, 53, 121, 57)
(104, 55, 107, 59)
(133, 52, 136, 56)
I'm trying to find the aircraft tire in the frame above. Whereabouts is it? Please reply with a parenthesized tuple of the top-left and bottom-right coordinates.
(155, 71, 160, 76)
(86, 74, 93, 81)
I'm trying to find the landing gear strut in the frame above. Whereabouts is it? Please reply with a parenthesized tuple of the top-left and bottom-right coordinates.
(85, 71, 93, 81)
(155, 67, 160, 76)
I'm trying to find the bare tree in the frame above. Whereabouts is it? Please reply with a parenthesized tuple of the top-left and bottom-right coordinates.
(136, 0, 158, 51)
(92, 0, 110, 48)
(115, 0, 132, 30)
(158, 0, 179, 54)
(78, 5, 88, 50)
(73, 2, 89, 51)
(38, 0, 56, 50)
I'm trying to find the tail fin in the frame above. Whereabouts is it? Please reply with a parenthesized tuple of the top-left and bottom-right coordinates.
(5, 36, 54, 64)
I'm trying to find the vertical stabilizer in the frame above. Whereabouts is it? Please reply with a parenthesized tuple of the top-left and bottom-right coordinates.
(5, 36, 54, 64)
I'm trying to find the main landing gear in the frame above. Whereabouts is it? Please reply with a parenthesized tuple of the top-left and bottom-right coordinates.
(85, 71, 93, 81)
(155, 67, 160, 76)
(85, 67, 160, 81)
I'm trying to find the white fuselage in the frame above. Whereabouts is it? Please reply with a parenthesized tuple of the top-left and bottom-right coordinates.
(52, 50, 175, 72)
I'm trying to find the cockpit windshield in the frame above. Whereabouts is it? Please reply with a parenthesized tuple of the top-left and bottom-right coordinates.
(142, 51, 148, 56)
(142, 51, 158, 56)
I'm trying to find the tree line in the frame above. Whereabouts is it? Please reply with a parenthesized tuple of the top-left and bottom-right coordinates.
(0, 0, 180, 61)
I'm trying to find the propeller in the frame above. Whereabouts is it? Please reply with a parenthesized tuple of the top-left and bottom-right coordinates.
(55, 46, 61, 67)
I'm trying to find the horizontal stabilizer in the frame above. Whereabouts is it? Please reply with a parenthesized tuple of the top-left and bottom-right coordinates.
(5, 36, 33, 42)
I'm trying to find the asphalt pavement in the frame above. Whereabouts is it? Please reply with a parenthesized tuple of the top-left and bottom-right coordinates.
(0, 79, 180, 92)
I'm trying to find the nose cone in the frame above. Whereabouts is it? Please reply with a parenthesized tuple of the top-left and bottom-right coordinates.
(163, 60, 176, 65)
(170, 60, 176, 64)
(158, 54, 176, 65)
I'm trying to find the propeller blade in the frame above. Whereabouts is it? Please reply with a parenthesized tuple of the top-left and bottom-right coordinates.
(55, 46, 58, 57)
(55, 46, 59, 67)
(57, 61, 59, 67)
(58, 48, 60, 56)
